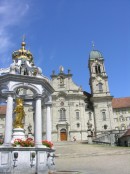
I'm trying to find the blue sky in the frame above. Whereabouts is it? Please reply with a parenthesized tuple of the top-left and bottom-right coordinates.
(0, 0, 130, 98)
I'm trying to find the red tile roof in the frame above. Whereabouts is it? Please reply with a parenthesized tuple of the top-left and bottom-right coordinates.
(120, 128, 130, 137)
(0, 105, 6, 115)
(112, 97, 130, 109)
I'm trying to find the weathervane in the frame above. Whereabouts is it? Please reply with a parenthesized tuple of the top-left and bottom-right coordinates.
(91, 41, 95, 50)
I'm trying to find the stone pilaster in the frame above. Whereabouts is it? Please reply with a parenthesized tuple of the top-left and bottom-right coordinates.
(46, 102, 52, 141)
(35, 95, 43, 147)
(4, 92, 14, 146)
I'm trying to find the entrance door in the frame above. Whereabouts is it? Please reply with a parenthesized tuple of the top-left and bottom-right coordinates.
(60, 129, 67, 141)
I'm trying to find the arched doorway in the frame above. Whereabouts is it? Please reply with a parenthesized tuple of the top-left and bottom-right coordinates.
(60, 129, 67, 141)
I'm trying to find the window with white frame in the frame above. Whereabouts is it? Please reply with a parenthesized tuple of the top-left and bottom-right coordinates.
(59, 108, 66, 121)
(76, 112, 80, 120)
(102, 111, 106, 121)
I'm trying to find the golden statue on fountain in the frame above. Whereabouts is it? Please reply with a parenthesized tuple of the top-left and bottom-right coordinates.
(13, 98, 25, 128)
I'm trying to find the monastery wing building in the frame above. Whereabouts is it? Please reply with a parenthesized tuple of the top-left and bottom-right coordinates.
(0, 43, 130, 142)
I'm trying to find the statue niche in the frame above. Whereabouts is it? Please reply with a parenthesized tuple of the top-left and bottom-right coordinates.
(13, 98, 25, 128)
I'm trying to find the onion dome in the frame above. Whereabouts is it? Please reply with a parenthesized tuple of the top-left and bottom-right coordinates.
(89, 50, 103, 60)
(12, 41, 33, 62)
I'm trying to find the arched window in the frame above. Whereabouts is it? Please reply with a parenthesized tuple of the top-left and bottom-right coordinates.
(60, 108, 66, 121)
(76, 111, 80, 120)
(102, 111, 106, 121)
(104, 124, 108, 130)
(95, 65, 98, 74)
(95, 64, 101, 74)
(98, 65, 101, 73)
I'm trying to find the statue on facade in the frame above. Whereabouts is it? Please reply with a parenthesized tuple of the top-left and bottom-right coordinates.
(13, 98, 25, 128)
(87, 120, 92, 130)
(87, 120, 93, 144)
(28, 123, 32, 134)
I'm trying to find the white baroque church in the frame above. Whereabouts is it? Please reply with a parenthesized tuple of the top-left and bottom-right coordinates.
(0, 41, 130, 142)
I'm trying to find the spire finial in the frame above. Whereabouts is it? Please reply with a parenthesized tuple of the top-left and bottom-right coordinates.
(59, 65, 64, 73)
(21, 34, 26, 50)
(92, 41, 95, 50)
(22, 34, 26, 42)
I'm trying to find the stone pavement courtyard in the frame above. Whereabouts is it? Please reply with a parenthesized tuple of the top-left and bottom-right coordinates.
(53, 141, 130, 174)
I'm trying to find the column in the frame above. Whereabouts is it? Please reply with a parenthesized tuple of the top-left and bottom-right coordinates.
(4, 93, 14, 146)
(35, 95, 42, 147)
(46, 103, 52, 141)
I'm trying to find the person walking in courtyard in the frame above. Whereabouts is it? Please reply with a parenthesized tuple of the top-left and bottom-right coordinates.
(73, 136, 76, 142)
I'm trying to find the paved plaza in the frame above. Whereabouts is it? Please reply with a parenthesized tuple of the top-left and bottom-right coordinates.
(53, 141, 130, 174)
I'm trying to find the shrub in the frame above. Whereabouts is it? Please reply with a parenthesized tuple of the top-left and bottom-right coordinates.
(13, 138, 34, 147)
(42, 140, 53, 148)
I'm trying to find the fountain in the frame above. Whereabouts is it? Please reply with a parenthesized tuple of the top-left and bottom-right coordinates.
(0, 40, 55, 173)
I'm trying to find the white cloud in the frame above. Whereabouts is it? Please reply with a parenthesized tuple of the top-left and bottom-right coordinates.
(0, 0, 29, 66)
(0, 1, 29, 27)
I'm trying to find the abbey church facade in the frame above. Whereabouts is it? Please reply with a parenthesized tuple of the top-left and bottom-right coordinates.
(0, 43, 130, 142)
